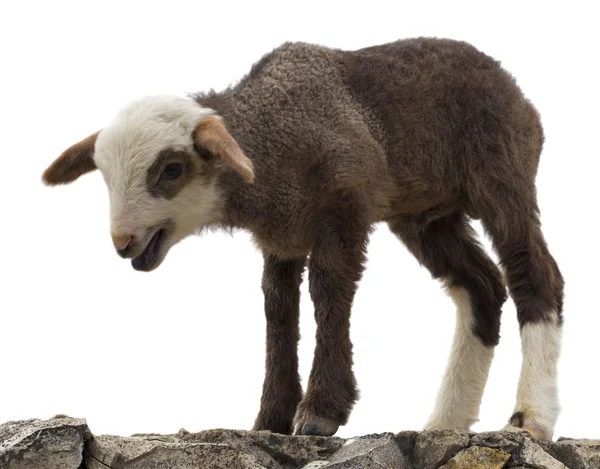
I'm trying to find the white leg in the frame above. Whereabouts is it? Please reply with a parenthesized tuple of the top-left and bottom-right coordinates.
(508, 316, 562, 440)
(425, 286, 495, 432)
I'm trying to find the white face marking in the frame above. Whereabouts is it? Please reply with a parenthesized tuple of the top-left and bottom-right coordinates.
(425, 285, 495, 432)
(512, 316, 562, 439)
(93, 95, 222, 269)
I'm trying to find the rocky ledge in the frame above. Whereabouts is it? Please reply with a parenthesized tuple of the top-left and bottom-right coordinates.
(1, 417, 599, 469)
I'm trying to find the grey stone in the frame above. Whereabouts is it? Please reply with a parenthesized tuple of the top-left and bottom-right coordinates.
(472, 431, 523, 454)
(0, 416, 90, 469)
(544, 438, 600, 469)
(85, 433, 277, 469)
(395, 431, 419, 457)
(413, 430, 471, 469)
(438, 446, 511, 468)
(512, 438, 568, 469)
(183, 429, 343, 466)
(326, 433, 410, 468)
(302, 462, 329, 469)
(86, 428, 344, 469)
(4, 416, 600, 469)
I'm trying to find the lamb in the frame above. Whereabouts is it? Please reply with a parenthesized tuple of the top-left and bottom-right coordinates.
(42, 37, 564, 440)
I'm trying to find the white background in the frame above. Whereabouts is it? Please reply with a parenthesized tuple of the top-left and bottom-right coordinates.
(1, 0, 598, 440)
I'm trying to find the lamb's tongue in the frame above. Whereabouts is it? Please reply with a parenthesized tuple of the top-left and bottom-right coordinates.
(131, 230, 161, 271)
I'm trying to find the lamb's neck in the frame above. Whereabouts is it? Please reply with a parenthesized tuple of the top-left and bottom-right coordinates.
(194, 91, 263, 233)
(211, 168, 263, 233)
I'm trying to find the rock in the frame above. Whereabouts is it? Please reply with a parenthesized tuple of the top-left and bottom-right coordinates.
(186, 429, 343, 466)
(512, 438, 567, 469)
(86, 434, 274, 469)
(395, 431, 419, 457)
(544, 438, 600, 469)
(324, 433, 411, 468)
(88, 431, 408, 469)
(471, 431, 523, 454)
(86, 429, 343, 469)
(0, 416, 90, 469)
(412, 430, 471, 469)
(3, 416, 600, 468)
(438, 446, 510, 468)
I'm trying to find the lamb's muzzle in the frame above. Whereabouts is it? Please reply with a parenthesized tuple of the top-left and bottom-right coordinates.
(111, 222, 174, 271)
(112, 234, 132, 252)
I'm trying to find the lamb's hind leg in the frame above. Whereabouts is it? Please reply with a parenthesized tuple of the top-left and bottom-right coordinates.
(389, 213, 507, 431)
(480, 191, 564, 440)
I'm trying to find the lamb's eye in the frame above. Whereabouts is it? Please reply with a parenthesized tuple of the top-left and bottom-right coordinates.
(163, 163, 183, 180)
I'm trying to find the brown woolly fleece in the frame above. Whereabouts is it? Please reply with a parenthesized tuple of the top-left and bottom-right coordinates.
(43, 37, 564, 438)
(195, 38, 563, 433)
(193, 38, 563, 435)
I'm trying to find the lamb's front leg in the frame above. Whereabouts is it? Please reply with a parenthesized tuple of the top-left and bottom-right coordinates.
(294, 228, 368, 436)
(253, 255, 306, 435)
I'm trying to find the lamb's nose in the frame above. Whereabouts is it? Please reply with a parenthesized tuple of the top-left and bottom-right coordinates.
(112, 234, 133, 254)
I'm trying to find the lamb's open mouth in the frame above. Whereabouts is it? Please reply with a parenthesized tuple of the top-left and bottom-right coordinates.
(132, 229, 167, 272)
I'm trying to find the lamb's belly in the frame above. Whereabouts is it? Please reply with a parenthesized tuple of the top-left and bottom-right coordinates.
(253, 231, 313, 259)
(383, 184, 459, 223)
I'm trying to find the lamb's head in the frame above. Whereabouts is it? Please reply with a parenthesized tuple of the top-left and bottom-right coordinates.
(42, 95, 254, 271)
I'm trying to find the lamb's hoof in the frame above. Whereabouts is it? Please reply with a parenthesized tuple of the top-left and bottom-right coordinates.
(293, 412, 339, 436)
(522, 425, 552, 441)
(504, 411, 553, 441)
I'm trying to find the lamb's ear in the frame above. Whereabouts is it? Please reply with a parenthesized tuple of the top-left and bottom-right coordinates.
(42, 131, 100, 186)
(193, 116, 254, 183)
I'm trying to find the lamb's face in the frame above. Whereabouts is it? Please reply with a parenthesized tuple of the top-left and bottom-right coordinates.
(43, 96, 254, 272)
(93, 98, 223, 272)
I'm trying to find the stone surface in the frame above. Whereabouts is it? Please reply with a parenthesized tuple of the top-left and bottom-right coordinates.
(184, 429, 343, 466)
(544, 438, 600, 469)
(325, 433, 411, 468)
(471, 431, 523, 454)
(0, 416, 90, 469)
(412, 430, 471, 469)
(86, 428, 343, 469)
(512, 438, 567, 469)
(86, 434, 272, 469)
(2, 416, 600, 468)
(395, 431, 419, 458)
(438, 446, 510, 468)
